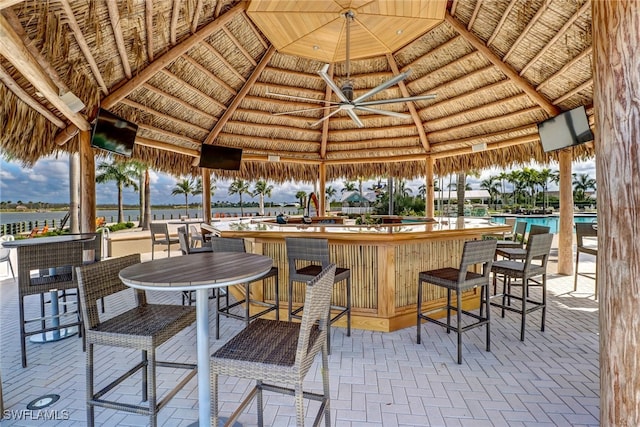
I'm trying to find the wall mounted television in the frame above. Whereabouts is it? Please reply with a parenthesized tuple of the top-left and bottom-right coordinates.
(537, 105, 593, 153)
(90, 108, 137, 157)
(198, 144, 243, 170)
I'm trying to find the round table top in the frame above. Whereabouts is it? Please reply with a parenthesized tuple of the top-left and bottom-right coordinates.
(2, 234, 96, 248)
(119, 252, 273, 292)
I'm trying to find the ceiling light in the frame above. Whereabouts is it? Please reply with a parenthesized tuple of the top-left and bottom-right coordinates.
(313, 45, 319, 50)
(396, 29, 403, 35)
(472, 142, 487, 152)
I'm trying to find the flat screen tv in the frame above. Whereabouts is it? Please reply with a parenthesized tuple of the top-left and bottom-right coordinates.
(198, 144, 243, 170)
(90, 108, 137, 157)
(537, 105, 593, 153)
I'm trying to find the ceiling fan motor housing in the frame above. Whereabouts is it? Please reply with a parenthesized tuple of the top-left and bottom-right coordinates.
(342, 82, 354, 101)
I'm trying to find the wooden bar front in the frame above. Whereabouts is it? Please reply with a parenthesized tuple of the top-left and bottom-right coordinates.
(213, 218, 510, 332)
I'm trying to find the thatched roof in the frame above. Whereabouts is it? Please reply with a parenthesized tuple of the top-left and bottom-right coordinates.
(0, 0, 594, 183)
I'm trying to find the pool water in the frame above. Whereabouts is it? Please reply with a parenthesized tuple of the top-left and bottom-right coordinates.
(490, 214, 597, 234)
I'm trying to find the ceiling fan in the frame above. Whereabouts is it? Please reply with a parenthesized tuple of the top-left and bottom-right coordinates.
(267, 10, 437, 128)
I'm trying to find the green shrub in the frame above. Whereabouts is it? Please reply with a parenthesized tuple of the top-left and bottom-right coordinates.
(107, 222, 135, 232)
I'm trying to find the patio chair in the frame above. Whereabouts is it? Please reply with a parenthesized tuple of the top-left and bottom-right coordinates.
(189, 225, 205, 248)
(210, 264, 335, 427)
(150, 222, 179, 259)
(210, 237, 279, 339)
(574, 222, 598, 298)
(0, 236, 15, 279)
(75, 254, 196, 427)
(417, 239, 497, 364)
(495, 221, 527, 249)
(490, 233, 553, 341)
(285, 237, 351, 354)
(176, 226, 213, 305)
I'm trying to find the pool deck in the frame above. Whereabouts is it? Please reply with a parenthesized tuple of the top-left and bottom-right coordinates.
(0, 236, 599, 426)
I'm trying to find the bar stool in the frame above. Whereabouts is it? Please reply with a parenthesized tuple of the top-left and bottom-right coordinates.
(574, 222, 598, 298)
(285, 237, 351, 354)
(495, 225, 551, 260)
(490, 233, 553, 341)
(495, 221, 527, 249)
(417, 239, 497, 364)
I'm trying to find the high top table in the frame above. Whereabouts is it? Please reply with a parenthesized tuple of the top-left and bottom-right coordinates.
(119, 251, 273, 427)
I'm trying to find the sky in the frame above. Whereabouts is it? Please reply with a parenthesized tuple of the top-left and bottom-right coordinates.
(0, 153, 596, 206)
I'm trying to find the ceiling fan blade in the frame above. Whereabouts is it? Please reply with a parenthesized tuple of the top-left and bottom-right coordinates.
(266, 91, 341, 105)
(351, 70, 412, 104)
(317, 64, 351, 103)
(345, 109, 364, 128)
(272, 105, 337, 116)
(309, 106, 343, 127)
(357, 94, 437, 107)
(354, 106, 411, 119)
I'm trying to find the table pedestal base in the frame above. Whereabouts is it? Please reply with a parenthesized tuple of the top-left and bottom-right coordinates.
(29, 327, 78, 343)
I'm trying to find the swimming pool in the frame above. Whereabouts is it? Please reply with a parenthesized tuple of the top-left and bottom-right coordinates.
(490, 214, 597, 234)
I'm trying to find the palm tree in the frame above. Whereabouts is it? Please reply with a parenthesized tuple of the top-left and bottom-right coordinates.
(295, 190, 307, 212)
(194, 176, 217, 216)
(325, 185, 337, 210)
(456, 173, 466, 217)
(572, 173, 596, 202)
(341, 181, 356, 194)
(131, 161, 151, 230)
(228, 179, 250, 216)
(96, 160, 139, 223)
(480, 176, 500, 210)
(252, 180, 273, 216)
(538, 168, 559, 210)
(172, 178, 197, 216)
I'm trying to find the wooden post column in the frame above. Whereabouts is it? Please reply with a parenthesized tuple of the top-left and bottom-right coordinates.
(319, 163, 326, 216)
(69, 152, 80, 233)
(557, 149, 573, 275)
(425, 157, 435, 218)
(593, 2, 640, 425)
(201, 169, 211, 223)
(79, 130, 96, 232)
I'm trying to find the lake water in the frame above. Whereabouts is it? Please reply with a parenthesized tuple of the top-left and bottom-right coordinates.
(491, 214, 597, 234)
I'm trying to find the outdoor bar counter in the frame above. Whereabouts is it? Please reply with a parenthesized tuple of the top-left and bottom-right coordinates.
(212, 217, 510, 332)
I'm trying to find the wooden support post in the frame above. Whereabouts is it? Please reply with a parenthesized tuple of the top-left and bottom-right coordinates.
(557, 149, 573, 275)
(425, 157, 435, 218)
(69, 153, 80, 233)
(593, 2, 640, 424)
(79, 131, 95, 233)
(319, 163, 326, 216)
(201, 169, 211, 223)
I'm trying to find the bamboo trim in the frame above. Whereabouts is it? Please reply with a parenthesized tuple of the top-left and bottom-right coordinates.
(264, 66, 323, 82)
(537, 47, 592, 91)
(170, 0, 180, 45)
(0, 63, 66, 127)
(418, 78, 510, 117)
(243, 14, 268, 49)
(182, 54, 237, 95)
(387, 53, 430, 152)
(222, 26, 257, 66)
(320, 63, 334, 158)
(235, 108, 312, 126)
(217, 132, 320, 148)
(0, 0, 21, 10)
(487, 0, 518, 46)
(223, 120, 319, 137)
(327, 147, 426, 158)
(137, 122, 200, 145)
(106, 0, 132, 79)
(431, 134, 539, 159)
(553, 78, 593, 105)
(327, 136, 419, 148)
(135, 136, 199, 157)
(199, 40, 246, 82)
(159, 68, 227, 110)
(323, 154, 427, 165)
(145, 0, 154, 61)
(203, 45, 276, 145)
(119, 98, 210, 133)
(468, 0, 483, 30)
(0, 13, 90, 130)
(331, 123, 417, 136)
(191, 0, 203, 33)
(520, 1, 590, 76)
(450, 0, 458, 16)
(408, 53, 486, 92)
(141, 82, 217, 121)
(429, 123, 538, 147)
(242, 154, 319, 165)
(243, 95, 325, 110)
(503, 0, 551, 61)
(445, 12, 561, 116)
(428, 106, 541, 138)
(214, 0, 223, 17)
(253, 81, 324, 98)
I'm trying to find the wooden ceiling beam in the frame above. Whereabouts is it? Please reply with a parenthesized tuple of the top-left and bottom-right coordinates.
(191, 0, 203, 33)
(159, 68, 227, 110)
(537, 46, 592, 91)
(503, 2, 551, 62)
(199, 40, 246, 82)
(387, 53, 430, 152)
(170, 0, 181, 45)
(243, 14, 268, 49)
(520, 1, 590, 76)
(445, 12, 561, 116)
(222, 27, 257, 66)
(136, 136, 199, 157)
(0, 0, 21, 10)
(141, 82, 217, 122)
(487, 0, 518, 46)
(203, 46, 276, 145)
(120, 98, 210, 134)
(137, 122, 201, 145)
(468, 0, 483, 30)
(320, 63, 334, 159)
(553, 78, 593, 105)
(0, 63, 66, 127)
(145, 0, 154, 61)
(106, 0, 132, 79)
(182, 54, 237, 95)
(55, 2, 247, 146)
(0, 13, 90, 130)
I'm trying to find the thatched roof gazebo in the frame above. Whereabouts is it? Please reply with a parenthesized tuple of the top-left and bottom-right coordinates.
(1, 1, 639, 423)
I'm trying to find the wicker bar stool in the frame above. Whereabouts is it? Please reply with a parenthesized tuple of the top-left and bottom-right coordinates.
(495, 225, 551, 260)
(416, 239, 497, 364)
(210, 237, 279, 339)
(495, 221, 527, 249)
(285, 237, 351, 354)
(75, 254, 196, 427)
(574, 222, 598, 298)
(210, 264, 335, 427)
(490, 233, 553, 341)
